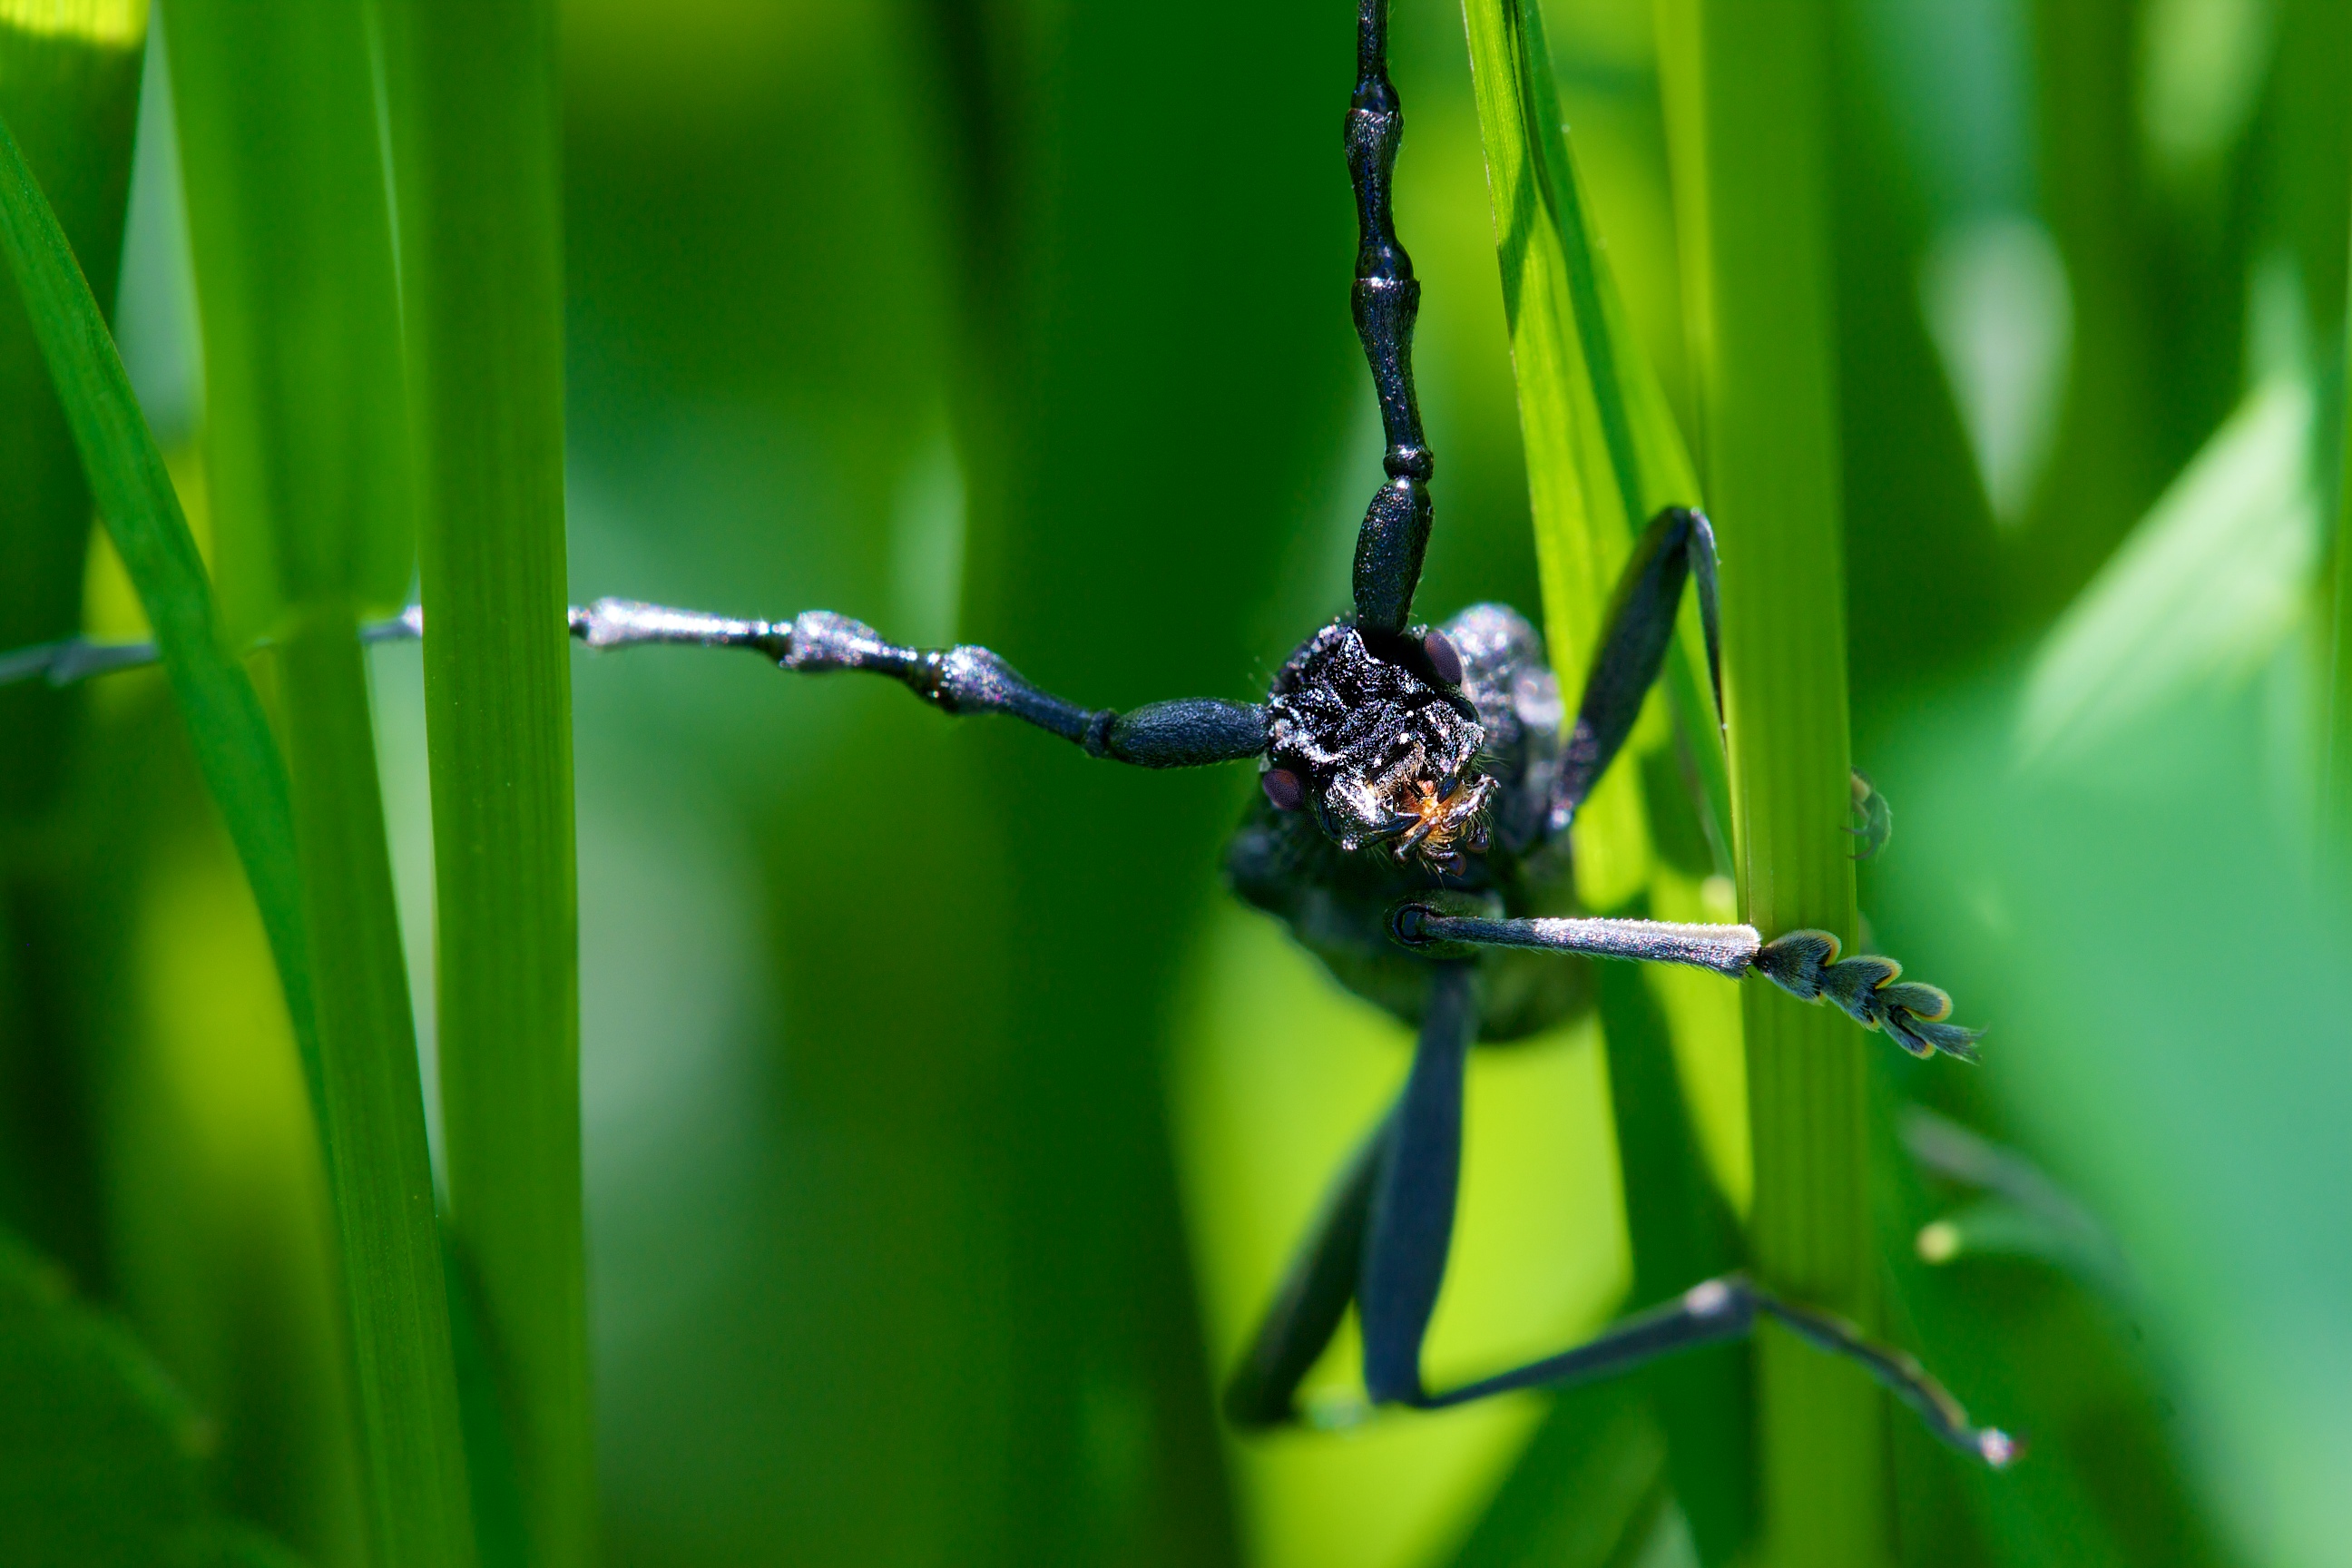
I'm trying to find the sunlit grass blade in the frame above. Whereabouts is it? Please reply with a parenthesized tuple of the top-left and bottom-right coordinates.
(0, 110, 318, 1116)
(1654, 0, 1884, 1562)
(159, 4, 476, 1563)
(379, 2, 592, 1562)
(2, 70, 481, 1568)
(1460, 0, 1647, 908)
(1459, 0, 1750, 1555)
(1459, 0, 1726, 889)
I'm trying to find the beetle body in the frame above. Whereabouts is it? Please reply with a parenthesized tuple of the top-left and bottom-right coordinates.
(1227, 603, 1591, 1041)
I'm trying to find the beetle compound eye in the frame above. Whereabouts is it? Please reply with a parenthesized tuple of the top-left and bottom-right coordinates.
(1261, 768, 1305, 810)
(1423, 631, 1463, 686)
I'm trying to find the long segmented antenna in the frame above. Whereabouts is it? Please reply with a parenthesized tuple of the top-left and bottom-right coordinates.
(0, 605, 427, 689)
(1347, 0, 1434, 640)
(2, 599, 1267, 768)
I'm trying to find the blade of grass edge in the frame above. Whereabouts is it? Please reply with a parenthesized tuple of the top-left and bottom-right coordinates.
(1457, 3, 1753, 1560)
(0, 105, 481, 1568)
(1460, 0, 1730, 877)
(1459, 0, 1644, 908)
(0, 111, 319, 1117)
(279, 617, 481, 1568)
(159, 0, 480, 1560)
(0, 16, 142, 815)
(1653, 1, 1886, 1563)
(0, 4, 147, 1295)
(379, 3, 593, 1563)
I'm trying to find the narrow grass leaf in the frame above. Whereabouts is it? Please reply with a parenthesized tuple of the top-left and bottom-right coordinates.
(1446, 1378, 1667, 1568)
(1462, 0, 1644, 908)
(0, 110, 319, 1107)
(0, 8, 144, 818)
(162, 0, 415, 636)
(1459, 0, 1726, 887)
(1654, 1, 1886, 1562)
(379, 2, 591, 1560)
(7, 62, 480, 1566)
(1459, 2, 1751, 1557)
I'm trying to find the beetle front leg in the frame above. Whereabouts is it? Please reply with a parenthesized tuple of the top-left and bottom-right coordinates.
(1389, 905, 1983, 1062)
(1747, 928, 1982, 1059)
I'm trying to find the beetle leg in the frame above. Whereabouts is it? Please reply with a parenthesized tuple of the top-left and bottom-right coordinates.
(1406, 1274, 2016, 1468)
(571, 600, 1270, 767)
(1389, 906, 1984, 1062)
(1222, 1115, 1390, 1429)
(1553, 505, 1723, 828)
(1225, 963, 1479, 1426)
(1750, 929, 1984, 1060)
(1357, 962, 1480, 1406)
(1330, 944, 2007, 1462)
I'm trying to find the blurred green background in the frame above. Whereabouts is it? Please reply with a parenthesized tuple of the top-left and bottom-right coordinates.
(3, 0, 2348, 1563)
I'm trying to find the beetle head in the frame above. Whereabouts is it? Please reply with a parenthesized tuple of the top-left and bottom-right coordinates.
(1259, 621, 1492, 868)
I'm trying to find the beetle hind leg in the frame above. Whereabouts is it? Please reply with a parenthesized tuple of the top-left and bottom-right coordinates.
(1553, 505, 1724, 828)
(1408, 1275, 2016, 1468)
(1222, 1116, 1390, 1429)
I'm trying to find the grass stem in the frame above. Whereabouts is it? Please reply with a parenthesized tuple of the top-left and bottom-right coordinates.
(280, 612, 479, 1568)
(0, 0, 146, 1289)
(155, 1, 477, 1559)
(1655, 0, 1885, 1561)
(1460, 1, 1752, 1553)
(382, 3, 592, 1561)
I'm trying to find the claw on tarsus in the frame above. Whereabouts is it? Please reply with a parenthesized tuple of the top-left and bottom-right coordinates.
(1752, 929, 1984, 1062)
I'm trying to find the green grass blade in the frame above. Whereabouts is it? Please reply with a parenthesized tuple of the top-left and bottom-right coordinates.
(1461, 0, 1649, 906)
(1460, 0, 1726, 888)
(0, 7, 142, 816)
(0, 109, 319, 1114)
(160, 0, 477, 1561)
(277, 617, 479, 1568)
(162, 0, 415, 635)
(1459, 1, 1750, 1557)
(0, 0, 146, 1295)
(1656, 0, 1883, 1562)
(1446, 1378, 1667, 1567)
(380, 3, 592, 1562)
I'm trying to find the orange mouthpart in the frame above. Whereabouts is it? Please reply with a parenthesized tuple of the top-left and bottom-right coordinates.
(1394, 777, 1485, 858)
